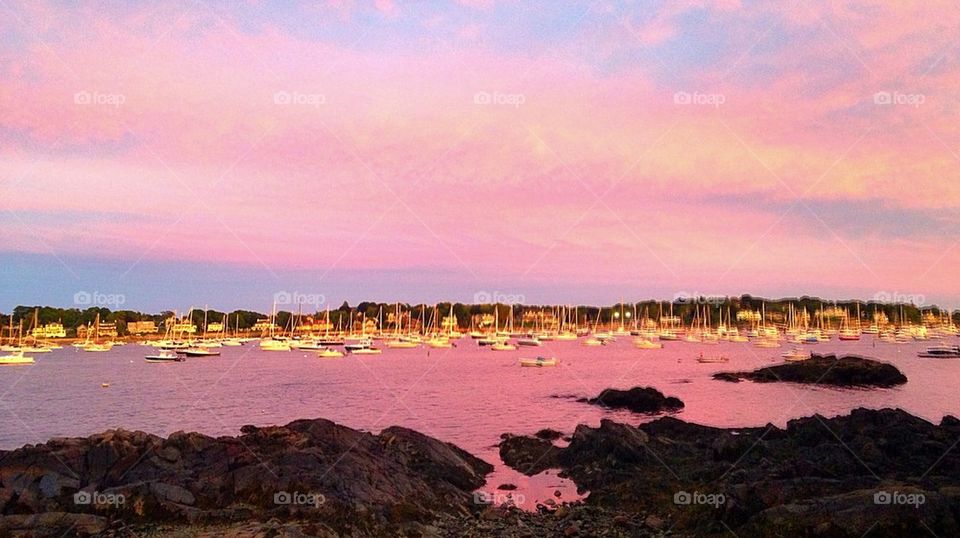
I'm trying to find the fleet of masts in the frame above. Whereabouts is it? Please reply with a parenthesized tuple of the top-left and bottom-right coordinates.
(2, 301, 959, 365)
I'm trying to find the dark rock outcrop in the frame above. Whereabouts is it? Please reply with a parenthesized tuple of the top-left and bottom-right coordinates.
(713, 354, 907, 387)
(0, 418, 493, 536)
(499, 407, 960, 536)
(582, 386, 685, 413)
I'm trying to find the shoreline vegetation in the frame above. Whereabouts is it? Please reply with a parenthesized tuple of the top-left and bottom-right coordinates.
(1, 407, 958, 536)
(2, 295, 956, 340)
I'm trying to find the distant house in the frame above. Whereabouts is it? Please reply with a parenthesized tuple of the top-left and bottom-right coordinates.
(77, 323, 118, 338)
(206, 322, 224, 333)
(127, 321, 158, 335)
(252, 318, 279, 333)
(31, 323, 67, 338)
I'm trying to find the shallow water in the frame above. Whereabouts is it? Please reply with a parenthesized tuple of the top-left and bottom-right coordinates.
(0, 336, 954, 506)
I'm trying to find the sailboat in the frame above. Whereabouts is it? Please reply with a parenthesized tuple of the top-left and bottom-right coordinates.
(260, 302, 291, 351)
(0, 350, 34, 365)
(83, 314, 113, 352)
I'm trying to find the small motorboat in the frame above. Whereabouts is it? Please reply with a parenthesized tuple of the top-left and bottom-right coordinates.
(350, 347, 382, 355)
(145, 350, 185, 363)
(696, 352, 729, 364)
(918, 345, 960, 358)
(317, 347, 345, 358)
(427, 338, 454, 349)
(516, 338, 542, 347)
(520, 356, 557, 367)
(582, 338, 604, 347)
(344, 340, 375, 352)
(179, 347, 220, 357)
(385, 340, 419, 349)
(260, 340, 292, 352)
(782, 348, 809, 361)
(633, 338, 663, 349)
(83, 344, 113, 353)
(491, 342, 517, 351)
(0, 351, 34, 365)
(477, 338, 498, 346)
(221, 339, 244, 347)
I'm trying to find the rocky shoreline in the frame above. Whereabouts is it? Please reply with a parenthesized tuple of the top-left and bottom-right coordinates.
(3, 406, 959, 536)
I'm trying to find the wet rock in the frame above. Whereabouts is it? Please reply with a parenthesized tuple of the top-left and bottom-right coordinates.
(500, 407, 960, 536)
(0, 418, 493, 534)
(585, 386, 685, 413)
(713, 354, 907, 387)
(498, 435, 560, 476)
(535, 429, 564, 441)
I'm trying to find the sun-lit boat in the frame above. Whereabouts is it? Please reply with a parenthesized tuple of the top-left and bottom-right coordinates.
(696, 352, 729, 363)
(316, 347, 344, 358)
(582, 338, 603, 347)
(633, 338, 662, 349)
(491, 342, 517, 351)
(260, 339, 292, 351)
(782, 348, 809, 361)
(385, 339, 420, 349)
(350, 347, 382, 355)
(145, 350, 184, 363)
(179, 347, 220, 357)
(0, 351, 34, 365)
(520, 356, 557, 367)
(83, 344, 113, 353)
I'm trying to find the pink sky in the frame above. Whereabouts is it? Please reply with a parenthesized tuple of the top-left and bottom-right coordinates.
(1, 1, 959, 310)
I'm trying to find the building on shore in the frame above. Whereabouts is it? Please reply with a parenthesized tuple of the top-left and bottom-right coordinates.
(31, 322, 67, 338)
(127, 321, 158, 335)
(77, 323, 118, 339)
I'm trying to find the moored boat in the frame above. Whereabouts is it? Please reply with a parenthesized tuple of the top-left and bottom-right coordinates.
(179, 347, 220, 357)
(145, 350, 185, 363)
(520, 356, 557, 367)
(0, 351, 34, 365)
(918, 345, 960, 358)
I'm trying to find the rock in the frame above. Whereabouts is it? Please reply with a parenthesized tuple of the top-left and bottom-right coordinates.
(0, 417, 494, 534)
(644, 514, 666, 530)
(563, 523, 579, 536)
(534, 429, 564, 441)
(713, 354, 908, 387)
(500, 407, 960, 536)
(585, 386, 685, 413)
(498, 434, 560, 476)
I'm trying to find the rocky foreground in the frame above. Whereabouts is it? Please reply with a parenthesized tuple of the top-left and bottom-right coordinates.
(713, 353, 908, 387)
(4, 406, 960, 536)
(500, 407, 960, 536)
(0, 419, 492, 536)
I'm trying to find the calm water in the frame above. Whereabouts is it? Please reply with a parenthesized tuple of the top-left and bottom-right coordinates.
(1, 337, 956, 504)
